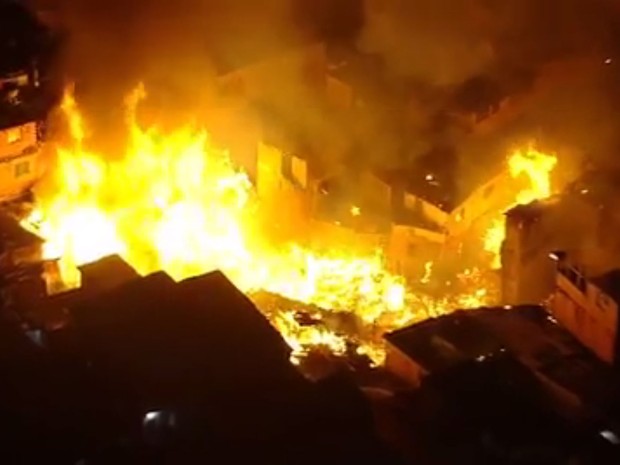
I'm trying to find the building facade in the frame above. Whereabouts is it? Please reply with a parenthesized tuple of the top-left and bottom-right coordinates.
(0, 122, 41, 201)
(549, 256, 620, 364)
(501, 171, 620, 305)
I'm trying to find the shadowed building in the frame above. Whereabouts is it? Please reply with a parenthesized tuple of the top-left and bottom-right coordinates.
(32, 256, 398, 464)
(382, 306, 620, 463)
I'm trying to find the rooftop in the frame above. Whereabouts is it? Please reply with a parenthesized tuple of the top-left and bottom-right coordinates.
(384, 310, 505, 373)
(0, 212, 43, 251)
(385, 305, 620, 423)
(394, 354, 620, 464)
(504, 197, 560, 219)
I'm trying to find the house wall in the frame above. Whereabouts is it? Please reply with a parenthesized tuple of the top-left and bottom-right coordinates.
(308, 219, 385, 255)
(388, 225, 444, 282)
(256, 142, 312, 244)
(0, 123, 40, 201)
(403, 192, 449, 228)
(501, 210, 556, 305)
(446, 168, 529, 243)
(501, 191, 620, 305)
(550, 266, 619, 364)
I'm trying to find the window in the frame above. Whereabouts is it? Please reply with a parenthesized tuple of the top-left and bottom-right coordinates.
(7, 127, 22, 144)
(14, 161, 30, 178)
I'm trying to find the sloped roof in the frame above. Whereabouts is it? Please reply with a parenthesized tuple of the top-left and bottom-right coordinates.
(66, 269, 298, 406)
(78, 254, 140, 294)
(0, 212, 43, 250)
(385, 309, 504, 372)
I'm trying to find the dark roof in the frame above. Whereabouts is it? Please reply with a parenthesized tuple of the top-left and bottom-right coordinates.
(78, 254, 140, 294)
(384, 310, 505, 372)
(505, 198, 557, 219)
(387, 305, 620, 417)
(66, 270, 299, 409)
(0, 212, 43, 250)
(472, 306, 619, 402)
(401, 354, 620, 464)
(591, 269, 620, 304)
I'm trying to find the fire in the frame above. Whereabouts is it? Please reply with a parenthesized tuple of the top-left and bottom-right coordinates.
(420, 261, 433, 284)
(484, 147, 558, 268)
(273, 311, 348, 366)
(508, 147, 557, 204)
(23, 85, 494, 366)
(483, 218, 506, 269)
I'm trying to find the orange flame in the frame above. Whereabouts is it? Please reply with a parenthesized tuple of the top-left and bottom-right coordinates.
(23, 86, 493, 365)
(483, 147, 557, 268)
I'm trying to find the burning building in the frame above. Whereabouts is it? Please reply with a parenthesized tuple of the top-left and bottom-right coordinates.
(501, 168, 620, 306)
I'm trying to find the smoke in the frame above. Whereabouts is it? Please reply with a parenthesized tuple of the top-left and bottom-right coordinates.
(356, 0, 620, 200)
(27, 0, 620, 200)
(359, 0, 493, 86)
(359, 0, 616, 86)
(28, 0, 306, 144)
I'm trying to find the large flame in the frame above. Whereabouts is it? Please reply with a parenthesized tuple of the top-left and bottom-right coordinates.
(483, 147, 558, 268)
(24, 86, 494, 365)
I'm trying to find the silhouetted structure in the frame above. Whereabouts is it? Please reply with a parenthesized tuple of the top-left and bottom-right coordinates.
(0, 256, 397, 464)
(383, 306, 620, 464)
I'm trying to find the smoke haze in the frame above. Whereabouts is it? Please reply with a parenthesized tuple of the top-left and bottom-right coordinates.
(28, 0, 620, 200)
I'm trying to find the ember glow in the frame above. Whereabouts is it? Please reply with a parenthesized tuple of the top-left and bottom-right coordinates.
(483, 147, 558, 268)
(22, 86, 499, 365)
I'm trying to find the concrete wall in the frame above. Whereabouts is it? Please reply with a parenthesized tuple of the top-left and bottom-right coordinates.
(256, 142, 313, 244)
(446, 170, 520, 239)
(501, 192, 620, 305)
(308, 219, 386, 255)
(501, 209, 557, 305)
(550, 267, 619, 364)
(0, 123, 40, 201)
(388, 225, 444, 281)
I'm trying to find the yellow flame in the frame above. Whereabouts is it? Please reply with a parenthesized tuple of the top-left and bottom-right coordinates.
(272, 311, 348, 366)
(23, 86, 493, 365)
(420, 261, 433, 284)
(483, 146, 557, 269)
(483, 218, 505, 269)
